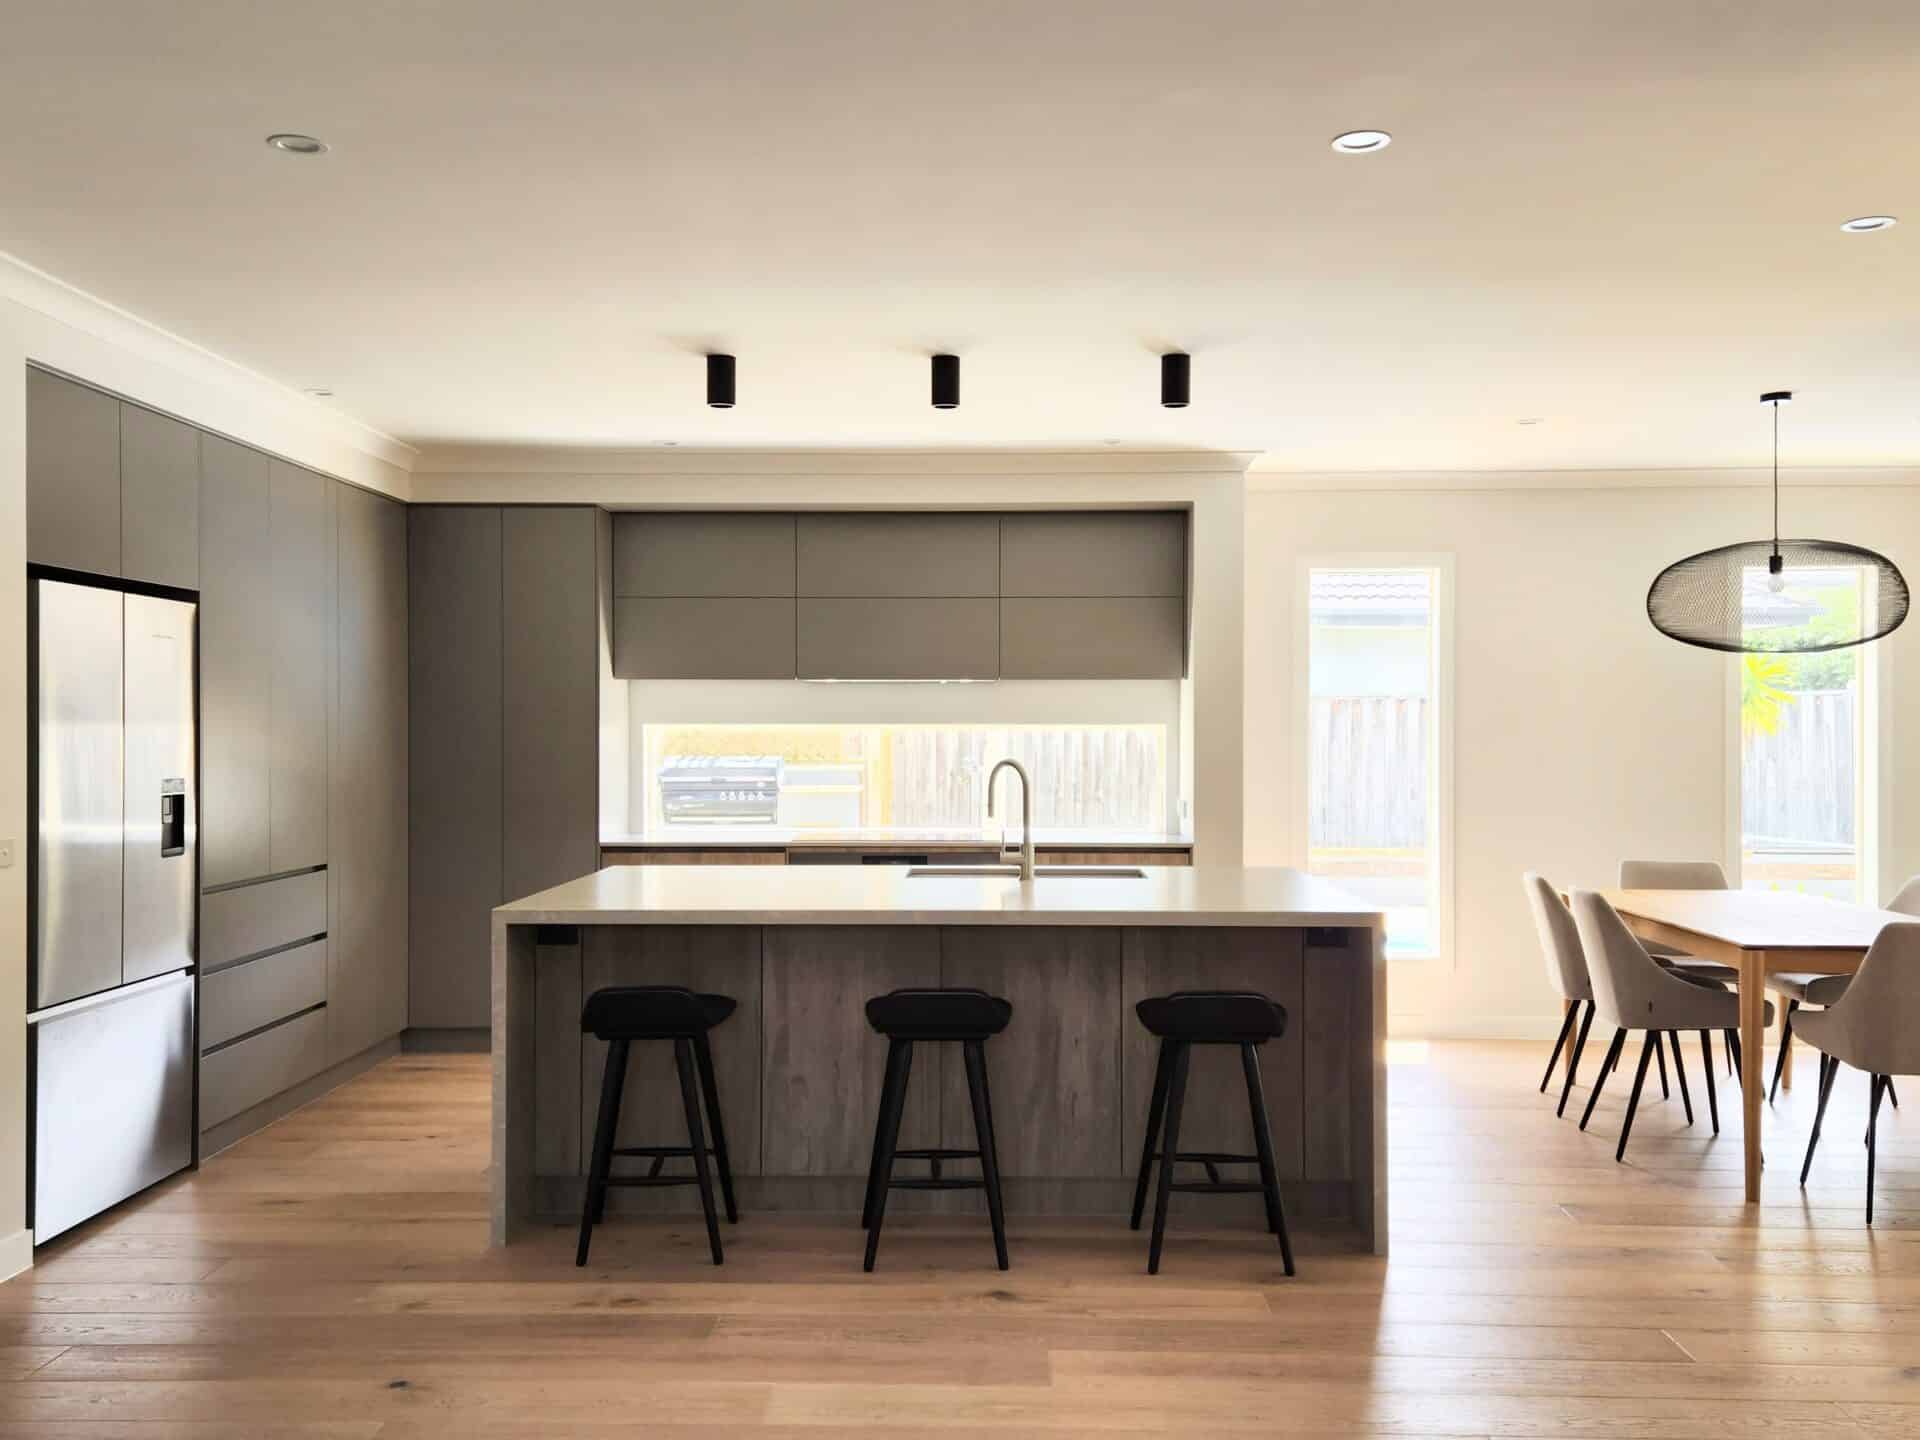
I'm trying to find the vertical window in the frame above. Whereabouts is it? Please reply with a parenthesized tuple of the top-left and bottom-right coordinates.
(1305, 564, 1449, 959)
(1739, 566, 1876, 901)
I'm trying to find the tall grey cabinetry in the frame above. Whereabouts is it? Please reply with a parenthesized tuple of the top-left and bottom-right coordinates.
(409, 506, 605, 1031)
(28, 367, 410, 1147)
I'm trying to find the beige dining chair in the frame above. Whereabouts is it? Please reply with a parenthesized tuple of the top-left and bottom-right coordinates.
(1767, 872, 1920, 1105)
(1525, 874, 1598, 1118)
(1570, 890, 1771, 1159)
(1793, 923, 1920, 1224)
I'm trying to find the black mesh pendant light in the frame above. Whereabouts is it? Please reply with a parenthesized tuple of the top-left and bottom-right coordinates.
(1647, 392, 1909, 653)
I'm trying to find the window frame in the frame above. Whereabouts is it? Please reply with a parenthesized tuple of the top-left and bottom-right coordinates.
(1290, 552, 1455, 966)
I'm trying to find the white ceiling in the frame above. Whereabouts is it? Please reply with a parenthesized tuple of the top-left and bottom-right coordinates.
(3, 0, 1917, 471)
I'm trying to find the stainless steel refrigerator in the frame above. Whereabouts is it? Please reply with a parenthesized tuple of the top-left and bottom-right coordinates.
(28, 575, 197, 1244)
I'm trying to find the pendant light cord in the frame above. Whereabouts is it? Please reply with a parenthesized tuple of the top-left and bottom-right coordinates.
(1772, 397, 1780, 557)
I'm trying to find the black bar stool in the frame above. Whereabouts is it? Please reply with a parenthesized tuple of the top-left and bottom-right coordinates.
(860, 987, 1013, 1273)
(576, 985, 739, 1268)
(1130, 989, 1295, 1276)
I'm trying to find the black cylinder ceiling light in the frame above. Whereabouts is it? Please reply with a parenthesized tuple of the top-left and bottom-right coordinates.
(1646, 392, 1910, 653)
(1160, 352, 1190, 409)
(930, 353, 960, 409)
(705, 353, 735, 409)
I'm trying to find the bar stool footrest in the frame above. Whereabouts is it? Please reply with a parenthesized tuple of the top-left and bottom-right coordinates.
(1169, 1180, 1267, 1195)
(604, 1175, 706, 1189)
(894, 1148, 981, 1160)
(888, 1178, 989, 1191)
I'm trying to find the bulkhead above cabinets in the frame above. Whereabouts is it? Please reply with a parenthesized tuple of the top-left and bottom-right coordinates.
(610, 509, 1188, 682)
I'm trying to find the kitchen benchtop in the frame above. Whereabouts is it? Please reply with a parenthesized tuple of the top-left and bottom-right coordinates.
(597, 826, 1195, 850)
(495, 863, 1380, 928)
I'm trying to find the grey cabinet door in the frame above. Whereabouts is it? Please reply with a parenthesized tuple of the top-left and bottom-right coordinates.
(329, 483, 409, 1062)
(503, 508, 600, 903)
(999, 511, 1187, 597)
(120, 404, 199, 589)
(408, 506, 503, 1030)
(796, 514, 999, 597)
(999, 597, 1186, 679)
(798, 598, 999, 680)
(613, 513, 795, 596)
(198, 436, 274, 887)
(269, 462, 333, 873)
(613, 597, 797, 678)
(27, 369, 121, 577)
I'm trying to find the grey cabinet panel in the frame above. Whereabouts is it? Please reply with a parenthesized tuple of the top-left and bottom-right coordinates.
(999, 597, 1185, 679)
(408, 506, 503, 1030)
(202, 939, 328, 1050)
(798, 598, 998, 680)
(27, 369, 121, 577)
(796, 514, 999, 597)
(330, 484, 409, 1061)
(120, 404, 198, 589)
(503, 507, 600, 903)
(198, 436, 274, 886)
(202, 869, 328, 969)
(613, 597, 796, 679)
(613, 512, 795, 596)
(269, 462, 333, 873)
(1000, 511, 1187, 597)
(200, 1007, 328, 1130)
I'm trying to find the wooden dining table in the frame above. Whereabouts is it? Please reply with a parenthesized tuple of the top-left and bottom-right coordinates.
(1601, 887, 1913, 1203)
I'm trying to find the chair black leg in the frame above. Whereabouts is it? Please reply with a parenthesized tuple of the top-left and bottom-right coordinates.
(1725, 1028, 1743, 1087)
(1557, 1002, 1596, 1118)
(1241, 1043, 1295, 1276)
(863, 1039, 913, 1273)
(1867, 1072, 1888, 1226)
(1768, 999, 1799, 1105)
(592, 1039, 631, 1227)
(1653, 1030, 1670, 1100)
(963, 1040, 1010, 1271)
(577, 1038, 628, 1267)
(1616, 1032, 1657, 1162)
(1889, 1077, 1901, 1110)
(692, 1032, 739, 1225)
(1698, 1030, 1720, 1135)
(862, 1040, 907, 1230)
(1541, 1005, 1579, 1093)
(1800, 1051, 1838, 1185)
(1147, 1042, 1192, 1276)
(1131, 1040, 1174, 1229)
(673, 1038, 723, 1266)
(1668, 1030, 1693, 1127)
(1580, 1029, 1626, 1131)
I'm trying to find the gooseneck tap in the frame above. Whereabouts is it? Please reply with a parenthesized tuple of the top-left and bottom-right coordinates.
(987, 759, 1036, 883)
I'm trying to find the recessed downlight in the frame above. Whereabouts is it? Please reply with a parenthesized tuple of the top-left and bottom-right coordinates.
(302, 387, 334, 397)
(266, 133, 328, 155)
(1516, 417, 1544, 426)
(1841, 215, 1897, 233)
(1331, 129, 1391, 154)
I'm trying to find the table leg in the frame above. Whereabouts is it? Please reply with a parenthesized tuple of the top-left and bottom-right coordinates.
(1740, 953, 1767, 1203)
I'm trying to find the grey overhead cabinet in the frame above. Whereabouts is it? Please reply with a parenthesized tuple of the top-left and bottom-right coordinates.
(410, 505, 607, 1031)
(120, 403, 199, 590)
(999, 511, 1188, 679)
(612, 513, 796, 678)
(329, 483, 409, 1064)
(26, 368, 121, 577)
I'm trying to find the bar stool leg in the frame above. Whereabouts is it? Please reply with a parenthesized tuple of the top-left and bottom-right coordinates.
(1240, 1042, 1295, 1276)
(1131, 1040, 1174, 1230)
(592, 1039, 630, 1226)
(963, 1040, 1010, 1271)
(863, 1040, 914, 1273)
(862, 1040, 907, 1230)
(1147, 1041, 1191, 1276)
(673, 1038, 724, 1266)
(692, 1032, 739, 1224)
(577, 1038, 628, 1267)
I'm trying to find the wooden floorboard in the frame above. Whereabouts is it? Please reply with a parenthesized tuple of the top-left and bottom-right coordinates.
(3, 1044, 1916, 1434)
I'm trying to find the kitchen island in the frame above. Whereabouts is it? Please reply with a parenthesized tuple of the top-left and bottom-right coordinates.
(492, 865, 1387, 1253)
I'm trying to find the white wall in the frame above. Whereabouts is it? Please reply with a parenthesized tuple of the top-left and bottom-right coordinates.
(414, 449, 1250, 862)
(1246, 475, 1920, 1039)
(0, 254, 413, 1279)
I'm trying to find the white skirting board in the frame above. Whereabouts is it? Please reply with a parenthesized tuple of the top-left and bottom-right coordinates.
(0, 1227, 34, 1283)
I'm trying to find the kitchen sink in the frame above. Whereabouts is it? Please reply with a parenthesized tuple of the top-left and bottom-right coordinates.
(905, 865, 1148, 879)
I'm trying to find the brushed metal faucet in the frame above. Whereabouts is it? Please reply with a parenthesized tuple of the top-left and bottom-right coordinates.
(987, 759, 1036, 882)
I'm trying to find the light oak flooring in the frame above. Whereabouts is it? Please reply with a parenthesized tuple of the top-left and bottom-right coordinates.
(2, 1039, 1917, 1436)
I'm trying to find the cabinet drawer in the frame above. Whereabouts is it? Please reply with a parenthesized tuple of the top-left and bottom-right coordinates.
(200, 1007, 328, 1130)
(202, 939, 328, 1051)
(201, 869, 328, 969)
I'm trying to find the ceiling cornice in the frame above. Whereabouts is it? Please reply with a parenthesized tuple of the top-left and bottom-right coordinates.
(411, 446, 1260, 476)
(1248, 465, 1920, 493)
